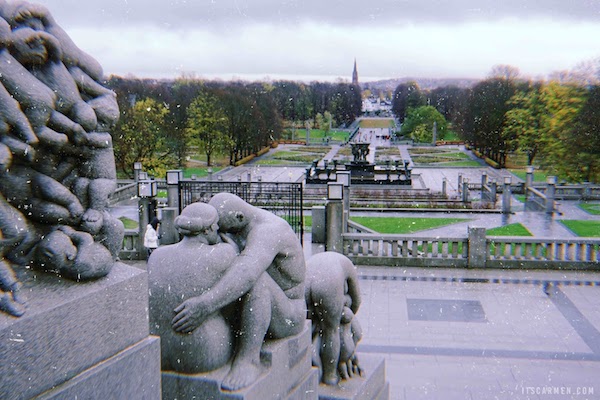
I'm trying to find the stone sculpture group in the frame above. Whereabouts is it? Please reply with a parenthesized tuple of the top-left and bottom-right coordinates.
(149, 193, 365, 391)
(0, 0, 123, 317)
(0, 0, 368, 394)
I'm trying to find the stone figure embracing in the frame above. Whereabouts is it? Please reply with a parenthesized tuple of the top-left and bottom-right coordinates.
(0, 0, 123, 316)
(149, 193, 308, 391)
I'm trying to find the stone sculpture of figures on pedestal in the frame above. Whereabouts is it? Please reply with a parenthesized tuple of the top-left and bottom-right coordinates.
(151, 193, 307, 392)
(148, 202, 237, 374)
(0, 0, 123, 316)
(305, 251, 364, 386)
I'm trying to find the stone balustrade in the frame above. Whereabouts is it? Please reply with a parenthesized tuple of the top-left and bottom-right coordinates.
(342, 231, 600, 270)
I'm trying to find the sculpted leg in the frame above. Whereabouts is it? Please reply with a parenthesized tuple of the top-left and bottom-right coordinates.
(221, 274, 271, 391)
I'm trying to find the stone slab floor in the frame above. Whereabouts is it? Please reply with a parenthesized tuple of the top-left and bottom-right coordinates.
(356, 266, 600, 400)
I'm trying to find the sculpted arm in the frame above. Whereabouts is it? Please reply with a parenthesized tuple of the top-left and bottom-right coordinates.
(172, 227, 278, 333)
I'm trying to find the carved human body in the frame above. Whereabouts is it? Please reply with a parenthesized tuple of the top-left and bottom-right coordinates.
(148, 237, 236, 372)
(0, 0, 122, 317)
(148, 202, 237, 373)
(172, 193, 307, 391)
(305, 251, 363, 385)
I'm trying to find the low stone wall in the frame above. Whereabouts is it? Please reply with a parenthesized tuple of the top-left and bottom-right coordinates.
(343, 230, 600, 270)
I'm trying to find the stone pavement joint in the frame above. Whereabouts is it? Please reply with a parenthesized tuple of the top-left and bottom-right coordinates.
(547, 285, 600, 355)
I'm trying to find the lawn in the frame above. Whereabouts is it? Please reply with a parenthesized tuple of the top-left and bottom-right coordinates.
(579, 202, 600, 215)
(359, 118, 394, 129)
(349, 216, 469, 234)
(183, 167, 223, 178)
(560, 220, 600, 237)
(284, 128, 349, 142)
(119, 216, 138, 229)
(509, 169, 548, 182)
(486, 223, 532, 236)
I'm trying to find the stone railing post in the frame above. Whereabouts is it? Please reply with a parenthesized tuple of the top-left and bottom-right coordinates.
(442, 177, 447, 197)
(546, 176, 557, 214)
(138, 197, 150, 260)
(481, 172, 487, 199)
(158, 207, 180, 245)
(311, 206, 326, 244)
(462, 178, 469, 203)
(326, 183, 344, 253)
(468, 227, 487, 268)
(525, 166, 534, 190)
(502, 176, 512, 214)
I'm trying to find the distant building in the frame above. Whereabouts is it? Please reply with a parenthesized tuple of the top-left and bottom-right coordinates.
(361, 97, 392, 114)
(352, 59, 359, 86)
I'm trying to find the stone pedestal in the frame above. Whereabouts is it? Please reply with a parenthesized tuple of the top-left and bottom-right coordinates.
(317, 354, 389, 400)
(162, 322, 318, 400)
(0, 263, 161, 400)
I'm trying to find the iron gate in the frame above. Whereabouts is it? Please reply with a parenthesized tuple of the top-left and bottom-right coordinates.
(178, 180, 304, 243)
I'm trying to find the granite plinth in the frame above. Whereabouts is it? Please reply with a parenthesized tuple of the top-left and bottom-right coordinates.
(38, 337, 161, 400)
(0, 263, 159, 400)
(317, 354, 389, 400)
(162, 321, 318, 400)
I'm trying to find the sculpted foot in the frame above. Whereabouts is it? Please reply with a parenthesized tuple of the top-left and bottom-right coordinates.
(322, 371, 339, 386)
(0, 293, 25, 317)
(80, 209, 103, 234)
(221, 361, 261, 391)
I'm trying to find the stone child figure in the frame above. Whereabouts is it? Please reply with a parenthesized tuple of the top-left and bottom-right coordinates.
(148, 202, 238, 373)
(305, 251, 364, 386)
(171, 193, 307, 391)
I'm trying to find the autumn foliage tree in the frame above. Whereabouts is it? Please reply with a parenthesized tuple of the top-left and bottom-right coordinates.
(185, 89, 231, 167)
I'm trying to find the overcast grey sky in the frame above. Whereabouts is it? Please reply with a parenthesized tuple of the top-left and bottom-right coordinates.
(24, 0, 600, 82)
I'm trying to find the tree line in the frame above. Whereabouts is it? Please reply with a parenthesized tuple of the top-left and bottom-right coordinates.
(391, 65, 600, 183)
(106, 77, 361, 177)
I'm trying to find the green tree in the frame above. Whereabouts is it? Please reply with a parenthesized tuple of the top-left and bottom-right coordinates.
(572, 85, 600, 182)
(502, 83, 544, 165)
(392, 81, 426, 123)
(463, 77, 519, 166)
(186, 90, 231, 167)
(314, 113, 324, 129)
(112, 97, 172, 177)
(537, 82, 588, 181)
(400, 106, 447, 143)
(323, 111, 333, 137)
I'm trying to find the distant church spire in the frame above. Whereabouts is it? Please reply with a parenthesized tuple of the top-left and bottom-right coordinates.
(352, 58, 359, 86)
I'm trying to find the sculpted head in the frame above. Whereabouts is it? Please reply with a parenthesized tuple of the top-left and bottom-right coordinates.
(175, 202, 220, 244)
(10, 26, 61, 66)
(34, 229, 112, 280)
(208, 193, 250, 233)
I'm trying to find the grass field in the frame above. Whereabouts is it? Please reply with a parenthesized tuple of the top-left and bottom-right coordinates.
(486, 223, 532, 236)
(349, 216, 469, 234)
(509, 169, 549, 182)
(183, 167, 223, 178)
(560, 220, 600, 237)
(579, 203, 600, 215)
(359, 119, 394, 129)
(119, 216, 138, 229)
(282, 128, 349, 142)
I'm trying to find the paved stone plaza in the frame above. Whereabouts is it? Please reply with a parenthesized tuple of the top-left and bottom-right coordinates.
(356, 266, 600, 400)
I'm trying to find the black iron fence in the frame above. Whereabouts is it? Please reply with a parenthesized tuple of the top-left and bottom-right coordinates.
(178, 180, 304, 243)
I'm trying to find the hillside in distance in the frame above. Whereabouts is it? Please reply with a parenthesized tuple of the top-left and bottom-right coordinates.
(362, 77, 479, 92)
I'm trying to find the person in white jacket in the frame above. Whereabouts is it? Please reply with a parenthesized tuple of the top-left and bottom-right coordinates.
(144, 217, 160, 256)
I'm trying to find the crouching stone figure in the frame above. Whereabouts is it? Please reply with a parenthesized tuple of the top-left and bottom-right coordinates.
(305, 251, 364, 386)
